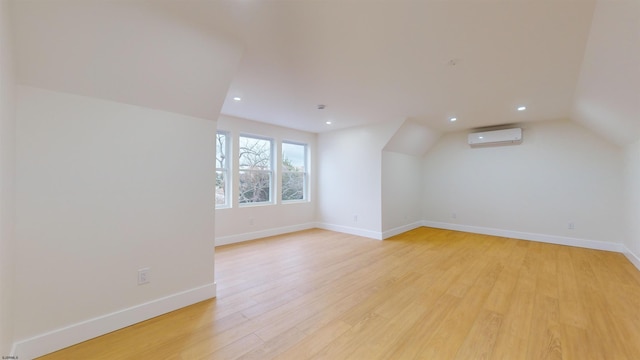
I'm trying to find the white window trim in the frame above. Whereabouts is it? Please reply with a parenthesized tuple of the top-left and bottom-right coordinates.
(215, 131, 230, 209)
(238, 134, 274, 206)
(281, 141, 308, 203)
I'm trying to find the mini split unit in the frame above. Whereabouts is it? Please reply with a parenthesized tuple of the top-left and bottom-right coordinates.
(468, 128, 522, 147)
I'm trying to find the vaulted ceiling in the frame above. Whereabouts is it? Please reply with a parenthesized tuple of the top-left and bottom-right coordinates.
(12, 0, 640, 145)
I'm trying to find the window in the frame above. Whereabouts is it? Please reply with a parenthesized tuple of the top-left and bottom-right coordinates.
(215, 131, 230, 208)
(282, 142, 307, 201)
(239, 135, 273, 204)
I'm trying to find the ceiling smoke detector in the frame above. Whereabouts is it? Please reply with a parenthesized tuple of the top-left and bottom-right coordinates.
(317, 104, 326, 110)
(447, 58, 460, 66)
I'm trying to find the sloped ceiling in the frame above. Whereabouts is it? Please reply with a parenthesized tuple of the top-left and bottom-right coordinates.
(13, 0, 243, 121)
(12, 0, 638, 145)
(572, 0, 640, 146)
(383, 120, 441, 157)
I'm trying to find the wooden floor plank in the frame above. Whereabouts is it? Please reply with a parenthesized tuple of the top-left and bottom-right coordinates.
(491, 266, 536, 359)
(378, 293, 461, 359)
(417, 261, 503, 359)
(198, 333, 263, 360)
(526, 293, 563, 360)
(309, 312, 386, 360)
(273, 320, 351, 360)
(557, 246, 589, 329)
(454, 309, 503, 360)
(37, 227, 640, 360)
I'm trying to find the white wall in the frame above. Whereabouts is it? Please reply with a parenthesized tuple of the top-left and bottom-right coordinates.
(10, 1, 242, 356)
(422, 120, 624, 248)
(0, 0, 16, 355)
(571, 0, 639, 263)
(381, 151, 423, 237)
(14, 87, 218, 358)
(625, 139, 640, 265)
(317, 121, 400, 239)
(215, 115, 317, 245)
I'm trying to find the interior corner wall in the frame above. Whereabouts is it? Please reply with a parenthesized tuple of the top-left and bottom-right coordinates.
(625, 139, 640, 261)
(14, 86, 217, 358)
(317, 121, 400, 239)
(422, 120, 625, 247)
(215, 115, 318, 245)
(381, 151, 423, 237)
(0, 0, 16, 355)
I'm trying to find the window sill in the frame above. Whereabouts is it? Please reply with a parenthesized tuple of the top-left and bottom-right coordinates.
(239, 202, 275, 208)
(282, 199, 310, 205)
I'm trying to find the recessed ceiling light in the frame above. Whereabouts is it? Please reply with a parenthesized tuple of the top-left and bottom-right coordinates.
(479, 136, 484, 139)
(233, 96, 242, 101)
(517, 106, 526, 111)
(325, 121, 332, 125)
(449, 117, 457, 122)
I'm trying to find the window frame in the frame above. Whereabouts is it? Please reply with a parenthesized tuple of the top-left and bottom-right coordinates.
(238, 134, 274, 206)
(215, 131, 230, 209)
(281, 141, 308, 203)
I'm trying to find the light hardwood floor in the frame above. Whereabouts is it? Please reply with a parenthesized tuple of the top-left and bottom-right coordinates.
(38, 227, 640, 359)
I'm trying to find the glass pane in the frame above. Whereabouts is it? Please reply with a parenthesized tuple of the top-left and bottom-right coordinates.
(282, 142, 305, 171)
(239, 171, 271, 203)
(216, 132, 226, 168)
(282, 172, 304, 201)
(215, 171, 226, 206)
(239, 136, 271, 170)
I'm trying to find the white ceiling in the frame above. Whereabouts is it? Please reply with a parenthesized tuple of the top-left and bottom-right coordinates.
(212, 1, 597, 134)
(13, 0, 243, 121)
(13, 0, 638, 144)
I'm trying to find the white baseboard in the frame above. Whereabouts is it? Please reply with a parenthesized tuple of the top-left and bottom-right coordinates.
(216, 219, 633, 259)
(215, 222, 317, 246)
(382, 221, 424, 239)
(13, 282, 216, 360)
(315, 223, 383, 240)
(623, 246, 640, 271)
(422, 221, 624, 253)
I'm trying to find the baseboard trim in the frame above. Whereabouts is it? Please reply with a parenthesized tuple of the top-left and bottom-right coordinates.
(382, 221, 424, 239)
(422, 221, 624, 252)
(215, 223, 317, 246)
(623, 246, 640, 271)
(315, 223, 383, 240)
(13, 282, 216, 360)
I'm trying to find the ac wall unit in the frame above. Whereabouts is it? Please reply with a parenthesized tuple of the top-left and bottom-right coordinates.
(468, 128, 522, 147)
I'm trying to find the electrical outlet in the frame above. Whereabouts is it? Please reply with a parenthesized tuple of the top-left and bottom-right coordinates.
(353, 214, 358, 223)
(138, 268, 150, 285)
(452, 212, 457, 219)
(568, 222, 575, 230)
